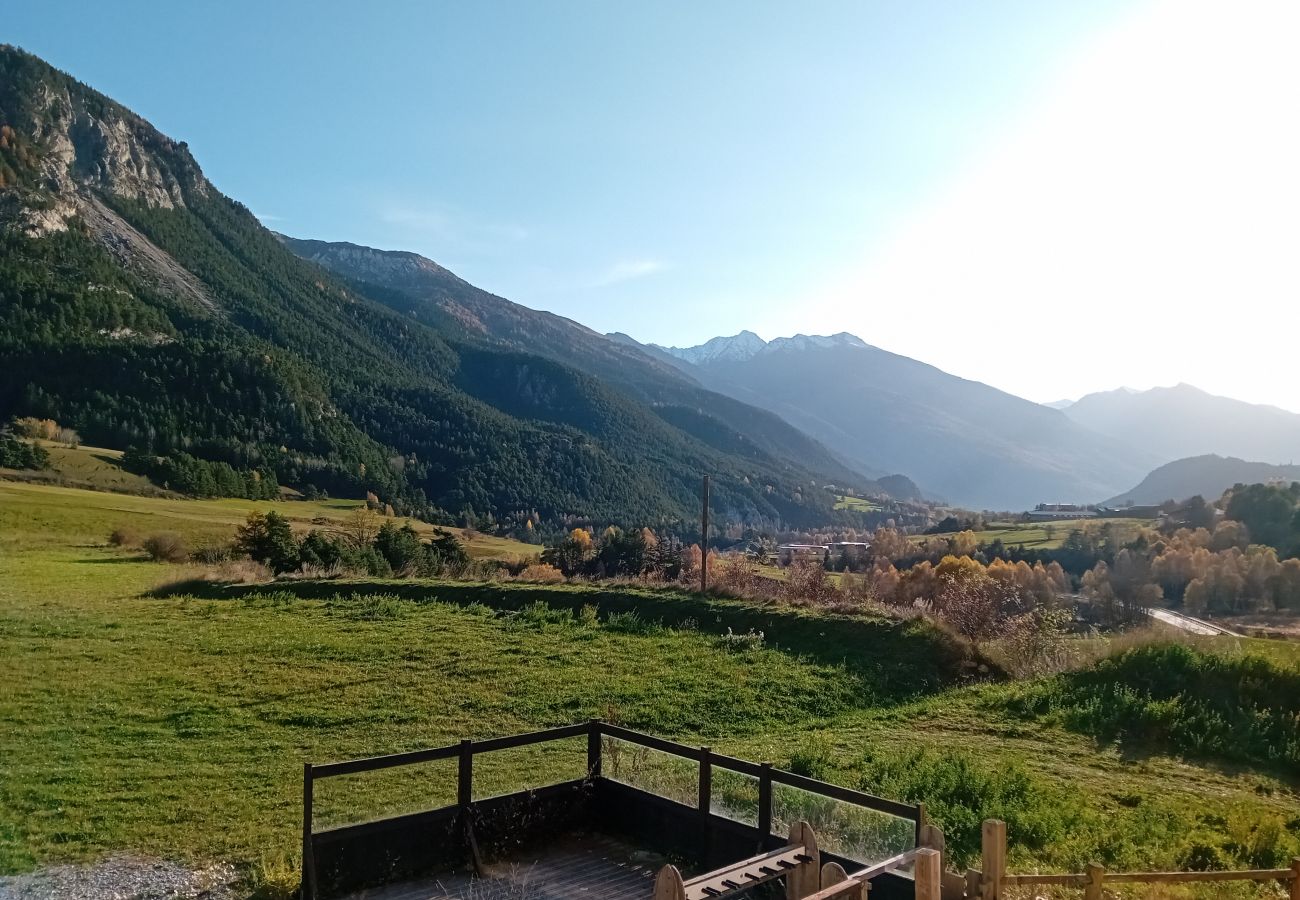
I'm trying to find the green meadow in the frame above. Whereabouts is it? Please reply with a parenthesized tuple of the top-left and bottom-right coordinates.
(1, 480, 1298, 897)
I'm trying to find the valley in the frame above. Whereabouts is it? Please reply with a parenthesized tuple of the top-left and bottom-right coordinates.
(2, 481, 1298, 898)
(2, 34, 1300, 900)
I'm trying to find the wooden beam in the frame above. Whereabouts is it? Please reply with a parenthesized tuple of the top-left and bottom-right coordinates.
(1291, 857, 1300, 900)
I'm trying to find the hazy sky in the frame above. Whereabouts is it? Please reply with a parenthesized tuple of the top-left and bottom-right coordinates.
(10, 1, 1298, 411)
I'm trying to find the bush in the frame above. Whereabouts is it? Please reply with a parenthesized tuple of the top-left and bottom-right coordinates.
(788, 732, 833, 779)
(517, 562, 566, 583)
(1004, 642, 1300, 768)
(0, 434, 50, 470)
(857, 746, 1078, 867)
(715, 627, 765, 652)
(142, 532, 188, 562)
(108, 526, 141, 548)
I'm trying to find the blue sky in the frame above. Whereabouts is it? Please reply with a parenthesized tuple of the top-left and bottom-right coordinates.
(10, 1, 1299, 410)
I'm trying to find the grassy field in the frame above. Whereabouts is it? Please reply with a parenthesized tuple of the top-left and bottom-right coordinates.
(835, 495, 883, 512)
(2, 481, 1298, 896)
(0, 440, 160, 495)
(0, 479, 539, 562)
(915, 517, 1147, 551)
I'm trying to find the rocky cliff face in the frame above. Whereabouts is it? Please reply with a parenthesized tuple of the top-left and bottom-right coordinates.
(0, 45, 216, 309)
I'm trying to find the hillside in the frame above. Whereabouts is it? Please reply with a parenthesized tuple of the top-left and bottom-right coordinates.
(3, 481, 1297, 890)
(623, 331, 1157, 509)
(277, 237, 884, 495)
(0, 46, 877, 530)
(1105, 454, 1300, 506)
(1065, 384, 1300, 466)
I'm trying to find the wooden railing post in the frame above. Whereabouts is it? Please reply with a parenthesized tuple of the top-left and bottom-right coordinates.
(1084, 862, 1105, 900)
(980, 820, 1005, 900)
(758, 763, 773, 841)
(698, 746, 712, 814)
(698, 746, 713, 861)
(302, 762, 317, 900)
(587, 720, 602, 778)
(1289, 857, 1299, 900)
(915, 848, 941, 900)
(457, 739, 473, 811)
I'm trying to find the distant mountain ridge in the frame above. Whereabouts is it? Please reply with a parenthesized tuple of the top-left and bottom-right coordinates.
(622, 331, 1158, 510)
(656, 331, 869, 365)
(1063, 384, 1300, 466)
(1105, 455, 1300, 506)
(278, 237, 901, 498)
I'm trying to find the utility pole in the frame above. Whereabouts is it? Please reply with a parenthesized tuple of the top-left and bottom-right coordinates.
(700, 474, 710, 593)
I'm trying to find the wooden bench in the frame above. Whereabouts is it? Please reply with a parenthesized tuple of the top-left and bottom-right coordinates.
(654, 821, 821, 900)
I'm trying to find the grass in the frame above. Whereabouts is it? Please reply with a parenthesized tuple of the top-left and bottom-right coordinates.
(1003, 643, 1300, 768)
(2, 482, 1299, 897)
(913, 518, 1147, 551)
(0, 480, 538, 562)
(835, 495, 882, 512)
(1, 440, 162, 495)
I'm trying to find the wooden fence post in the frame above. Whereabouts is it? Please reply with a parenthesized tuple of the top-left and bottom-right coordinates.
(457, 739, 473, 811)
(301, 762, 317, 900)
(965, 868, 981, 900)
(757, 763, 773, 842)
(1084, 862, 1105, 900)
(915, 848, 941, 900)
(587, 720, 602, 778)
(980, 820, 1005, 900)
(1290, 857, 1300, 900)
(698, 747, 712, 861)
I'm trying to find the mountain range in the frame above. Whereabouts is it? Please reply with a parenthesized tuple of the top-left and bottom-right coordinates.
(0, 45, 899, 531)
(628, 331, 1157, 510)
(2, 46, 1296, 523)
(1059, 384, 1300, 466)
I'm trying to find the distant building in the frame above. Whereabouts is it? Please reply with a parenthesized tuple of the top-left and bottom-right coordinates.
(1024, 508, 1099, 521)
(776, 543, 829, 567)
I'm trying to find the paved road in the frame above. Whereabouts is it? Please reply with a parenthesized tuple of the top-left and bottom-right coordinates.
(1146, 607, 1236, 636)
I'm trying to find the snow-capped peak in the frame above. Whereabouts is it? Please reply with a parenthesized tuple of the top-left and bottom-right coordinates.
(657, 331, 869, 366)
(656, 330, 768, 365)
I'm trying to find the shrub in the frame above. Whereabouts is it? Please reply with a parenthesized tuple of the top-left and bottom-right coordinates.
(605, 610, 665, 635)
(517, 562, 566, 583)
(190, 542, 232, 564)
(343, 593, 413, 621)
(1004, 642, 1300, 768)
(788, 732, 833, 779)
(142, 532, 188, 562)
(715, 627, 765, 652)
(857, 746, 1078, 867)
(108, 526, 141, 548)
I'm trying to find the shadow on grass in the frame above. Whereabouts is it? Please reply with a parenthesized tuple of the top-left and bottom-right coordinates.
(152, 578, 997, 704)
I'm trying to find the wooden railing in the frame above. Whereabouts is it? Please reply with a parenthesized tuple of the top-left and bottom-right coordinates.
(303, 720, 925, 899)
(970, 819, 1300, 899)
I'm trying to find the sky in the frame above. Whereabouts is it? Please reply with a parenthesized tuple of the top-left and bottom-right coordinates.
(9, 0, 1299, 411)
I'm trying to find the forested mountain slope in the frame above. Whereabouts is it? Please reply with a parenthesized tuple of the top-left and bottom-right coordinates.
(1104, 455, 1300, 507)
(279, 236, 881, 492)
(0, 46, 871, 530)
